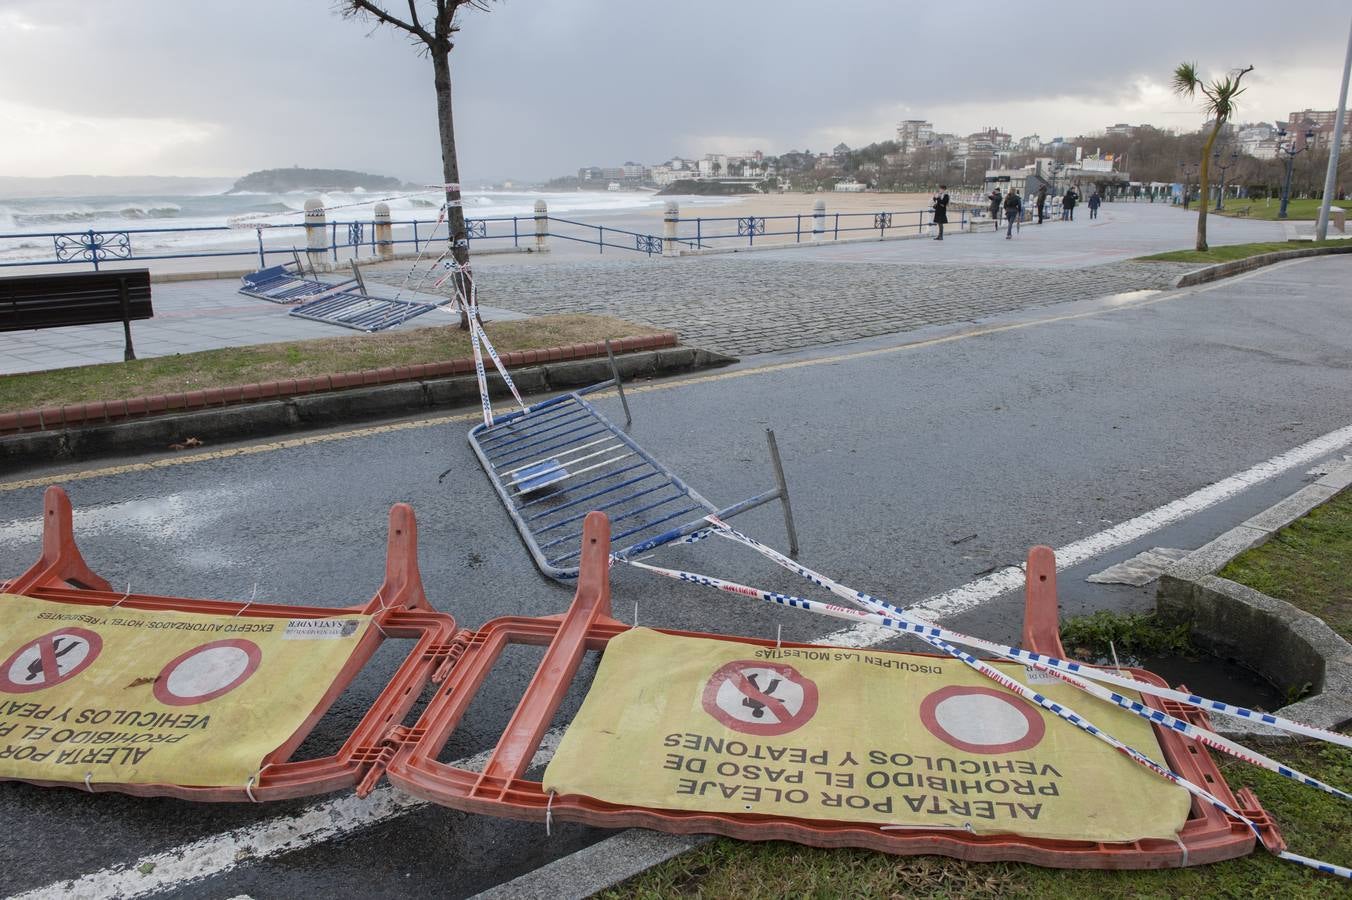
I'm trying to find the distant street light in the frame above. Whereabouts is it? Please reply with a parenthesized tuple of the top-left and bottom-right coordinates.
(1276, 126, 1316, 218)
(1177, 160, 1198, 208)
(1212, 149, 1238, 211)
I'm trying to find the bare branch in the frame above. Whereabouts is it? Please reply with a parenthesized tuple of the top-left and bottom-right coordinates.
(344, 0, 434, 45)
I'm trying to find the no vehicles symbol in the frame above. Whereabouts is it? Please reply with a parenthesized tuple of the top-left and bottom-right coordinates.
(0, 628, 103, 693)
(153, 639, 261, 707)
(701, 660, 819, 736)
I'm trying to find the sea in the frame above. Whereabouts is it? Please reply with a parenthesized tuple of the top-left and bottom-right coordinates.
(0, 188, 735, 263)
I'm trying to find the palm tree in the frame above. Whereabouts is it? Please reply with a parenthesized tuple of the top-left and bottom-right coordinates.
(1171, 62, 1254, 251)
(341, 1, 493, 328)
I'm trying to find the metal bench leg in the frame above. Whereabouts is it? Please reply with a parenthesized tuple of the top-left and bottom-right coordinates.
(119, 276, 136, 361)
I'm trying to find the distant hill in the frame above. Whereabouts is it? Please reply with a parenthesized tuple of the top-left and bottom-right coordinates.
(228, 168, 409, 194)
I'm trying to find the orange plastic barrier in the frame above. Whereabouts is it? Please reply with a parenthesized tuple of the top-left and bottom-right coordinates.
(386, 512, 1284, 869)
(0, 486, 461, 802)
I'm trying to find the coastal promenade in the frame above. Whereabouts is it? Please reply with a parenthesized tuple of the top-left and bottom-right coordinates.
(0, 202, 1285, 372)
(366, 202, 1280, 357)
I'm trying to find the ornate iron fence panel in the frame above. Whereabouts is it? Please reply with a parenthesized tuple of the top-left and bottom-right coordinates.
(634, 234, 663, 255)
(53, 231, 133, 271)
(466, 219, 488, 238)
(736, 216, 766, 237)
(347, 222, 364, 248)
(873, 212, 892, 230)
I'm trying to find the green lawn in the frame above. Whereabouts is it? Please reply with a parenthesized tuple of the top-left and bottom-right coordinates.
(1138, 240, 1318, 264)
(1213, 198, 1352, 222)
(1221, 489, 1352, 641)
(604, 492, 1352, 899)
(0, 314, 663, 413)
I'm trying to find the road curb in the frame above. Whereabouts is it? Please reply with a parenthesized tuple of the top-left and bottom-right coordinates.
(1171, 242, 1352, 288)
(0, 345, 735, 471)
(1156, 460, 1352, 740)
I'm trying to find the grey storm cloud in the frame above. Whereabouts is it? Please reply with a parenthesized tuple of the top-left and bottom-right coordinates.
(0, 0, 1348, 181)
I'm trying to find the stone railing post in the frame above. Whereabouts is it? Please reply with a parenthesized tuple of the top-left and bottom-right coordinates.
(812, 199, 826, 241)
(374, 202, 393, 260)
(534, 199, 549, 253)
(663, 201, 679, 256)
(304, 198, 327, 272)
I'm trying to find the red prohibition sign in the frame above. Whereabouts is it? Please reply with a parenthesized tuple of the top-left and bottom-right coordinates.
(0, 628, 103, 693)
(919, 685, 1046, 754)
(701, 660, 819, 737)
(153, 639, 262, 707)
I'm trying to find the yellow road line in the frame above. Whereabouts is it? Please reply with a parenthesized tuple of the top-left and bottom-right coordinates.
(0, 279, 1227, 494)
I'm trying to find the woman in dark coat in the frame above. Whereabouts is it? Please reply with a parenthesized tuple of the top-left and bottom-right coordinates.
(932, 184, 950, 240)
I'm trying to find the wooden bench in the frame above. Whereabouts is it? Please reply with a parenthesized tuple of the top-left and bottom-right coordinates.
(0, 269, 153, 360)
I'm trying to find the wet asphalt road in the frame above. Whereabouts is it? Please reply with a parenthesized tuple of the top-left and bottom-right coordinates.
(1, 255, 1350, 897)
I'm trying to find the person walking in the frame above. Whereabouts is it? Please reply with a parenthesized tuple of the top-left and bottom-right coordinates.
(1087, 191, 1102, 219)
(987, 186, 1003, 233)
(931, 185, 950, 240)
(1062, 187, 1078, 221)
(1003, 187, 1023, 239)
(1035, 184, 1048, 224)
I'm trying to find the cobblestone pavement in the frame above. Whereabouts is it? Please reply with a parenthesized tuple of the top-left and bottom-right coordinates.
(366, 255, 1198, 357)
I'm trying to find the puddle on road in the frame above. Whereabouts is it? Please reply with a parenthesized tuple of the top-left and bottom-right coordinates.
(1102, 289, 1161, 305)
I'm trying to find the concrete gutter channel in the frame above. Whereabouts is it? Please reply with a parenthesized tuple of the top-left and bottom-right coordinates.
(1157, 459, 1352, 740)
(0, 340, 735, 470)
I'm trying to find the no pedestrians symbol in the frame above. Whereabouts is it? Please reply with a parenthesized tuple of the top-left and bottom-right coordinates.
(153, 639, 262, 707)
(701, 660, 819, 737)
(0, 628, 103, 694)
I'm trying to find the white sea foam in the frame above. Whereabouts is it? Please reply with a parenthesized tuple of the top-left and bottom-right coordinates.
(0, 188, 735, 261)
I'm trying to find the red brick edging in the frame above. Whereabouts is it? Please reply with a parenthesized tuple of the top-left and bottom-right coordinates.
(0, 333, 677, 436)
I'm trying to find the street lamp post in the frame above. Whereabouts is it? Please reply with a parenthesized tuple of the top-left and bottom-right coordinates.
(1178, 161, 1197, 208)
(1276, 126, 1316, 219)
(1213, 149, 1238, 211)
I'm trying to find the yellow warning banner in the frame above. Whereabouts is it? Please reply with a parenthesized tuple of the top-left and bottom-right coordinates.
(545, 629, 1191, 842)
(0, 593, 369, 788)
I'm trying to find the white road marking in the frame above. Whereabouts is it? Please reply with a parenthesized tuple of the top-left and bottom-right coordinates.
(819, 421, 1352, 648)
(14, 730, 564, 900)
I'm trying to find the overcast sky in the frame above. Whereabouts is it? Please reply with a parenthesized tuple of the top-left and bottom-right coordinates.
(1, 0, 1349, 183)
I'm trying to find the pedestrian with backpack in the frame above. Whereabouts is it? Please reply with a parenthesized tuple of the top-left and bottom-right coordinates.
(1003, 188, 1023, 239)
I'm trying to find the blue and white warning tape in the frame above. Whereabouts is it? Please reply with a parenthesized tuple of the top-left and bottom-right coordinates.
(619, 553, 1351, 804)
(703, 519, 1352, 750)
(614, 519, 1352, 879)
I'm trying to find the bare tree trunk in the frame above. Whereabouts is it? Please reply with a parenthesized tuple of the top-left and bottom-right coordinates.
(432, 50, 474, 330)
(1196, 123, 1221, 252)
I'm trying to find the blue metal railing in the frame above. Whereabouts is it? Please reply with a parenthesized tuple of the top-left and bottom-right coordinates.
(675, 206, 970, 249)
(0, 201, 1016, 273)
(0, 215, 536, 273)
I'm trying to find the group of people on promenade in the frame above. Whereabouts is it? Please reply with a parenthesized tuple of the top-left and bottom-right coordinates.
(930, 182, 1102, 241)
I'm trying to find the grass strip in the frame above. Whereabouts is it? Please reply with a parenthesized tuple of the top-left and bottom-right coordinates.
(0, 314, 665, 414)
(1221, 489, 1352, 641)
(1211, 198, 1352, 222)
(1137, 240, 1316, 264)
